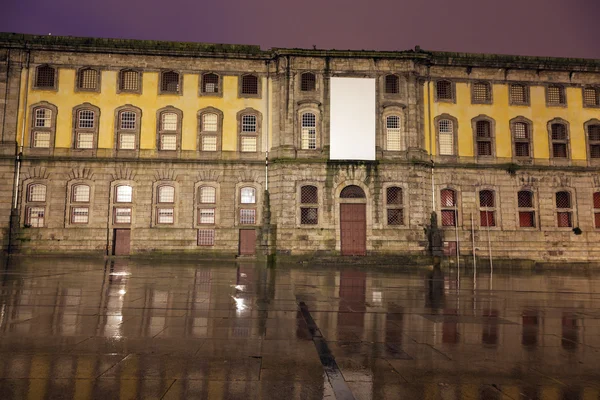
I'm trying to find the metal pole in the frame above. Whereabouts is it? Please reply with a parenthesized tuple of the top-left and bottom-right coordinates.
(485, 210, 493, 274)
(471, 212, 476, 273)
(455, 209, 460, 275)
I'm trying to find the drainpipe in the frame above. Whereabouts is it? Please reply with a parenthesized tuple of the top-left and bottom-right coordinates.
(13, 49, 30, 210)
(265, 59, 270, 191)
(426, 67, 435, 214)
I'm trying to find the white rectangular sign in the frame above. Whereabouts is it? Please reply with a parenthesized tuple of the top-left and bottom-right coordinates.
(329, 77, 376, 160)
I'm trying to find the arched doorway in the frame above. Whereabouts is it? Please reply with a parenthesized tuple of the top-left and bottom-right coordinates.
(339, 185, 366, 256)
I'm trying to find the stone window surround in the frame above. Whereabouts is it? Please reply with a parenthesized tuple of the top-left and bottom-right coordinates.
(199, 72, 223, 97)
(117, 69, 143, 95)
(582, 86, 600, 108)
(156, 106, 183, 152)
(472, 115, 496, 160)
(545, 84, 567, 107)
(29, 101, 58, 150)
(471, 81, 493, 105)
(72, 103, 101, 151)
(21, 180, 48, 228)
(109, 181, 135, 227)
(235, 182, 261, 227)
(547, 118, 571, 164)
(114, 105, 142, 152)
(510, 116, 534, 162)
(554, 188, 577, 229)
(296, 102, 322, 152)
(197, 107, 224, 153)
(383, 183, 409, 228)
(381, 104, 407, 152)
(296, 182, 321, 227)
(516, 187, 538, 230)
(237, 108, 263, 155)
(159, 70, 183, 96)
(434, 79, 456, 103)
(65, 179, 95, 228)
(508, 83, 530, 106)
(434, 113, 459, 159)
(238, 73, 262, 99)
(585, 118, 600, 165)
(382, 74, 403, 97)
(33, 64, 58, 91)
(438, 185, 461, 229)
(194, 182, 220, 228)
(300, 72, 317, 92)
(477, 186, 501, 229)
(151, 181, 179, 227)
(74, 67, 101, 93)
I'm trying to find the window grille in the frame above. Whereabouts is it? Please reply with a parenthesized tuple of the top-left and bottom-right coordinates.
(510, 84, 528, 104)
(340, 185, 365, 198)
(78, 69, 98, 90)
(33, 132, 50, 148)
(551, 124, 567, 140)
(386, 187, 402, 205)
(241, 187, 256, 204)
(202, 73, 219, 93)
(76, 133, 94, 149)
(241, 137, 257, 152)
(441, 210, 456, 227)
(114, 207, 132, 224)
(72, 185, 90, 202)
(157, 208, 174, 224)
(242, 115, 256, 132)
(240, 209, 256, 224)
(518, 190, 535, 228)
(519, 211, 535, 228)
(476, 121, 492, 156)
(588, 125, 600, 159)
(300, 208, 318, 224)
(202, 136, 217, 151)
(203, 113, 218, 131)
(199, 208, 215, 224)
(158, 186, 175, 203)
(438, 119, 454, 155)
(241, 75, 258, 94)
(301, 113, 317, 150)
(160, 135, 177, 151)
(479, 190, 496, 227)
(161, 113, 178, 131)
(480, 190, 494, 207)
(473, 82, 491, 102)
(35, 108, 52, 127)
(116, 186, 132, 203)
(300, 186, 318, 204)
(556, 191, 572, 227)
(385, 75, 399, 94)
(518, 191, 533, 208)
(120, 70, 139, 91)
(120, 112, 136, 130)
(557, 212, 572, 227)
(162, 71, 180, 93)
(514, 122, 528, 139)
(78, 110, 95, 128)
(71, 207, 89, 224)
(556, 191, 571, 208)
(387, 209, 404, 225)
(441, 189, 457, 227)
(200, 187, 216, 203)
(584, 87, 600, 106)
(513, 122, 530, 157)
(480, 211, 495, 227)
(386, 115, 402, 151)
(441, 189, 455, 207)
(594, 192, 600, 228)
(27, 207, 45, 227)
(198, 229, 215, 246)
(551, 123, 568, 158)
(436, 81, 452, 100)
(547, 86, 565, 105)
(119, 133, 136, 150)
(28, 184, 46, 202)
(36, 66, 55, 87)
(301, 73, 316, 91)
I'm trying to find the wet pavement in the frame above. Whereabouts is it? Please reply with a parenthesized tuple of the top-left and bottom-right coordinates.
(0, 258, 600, 399)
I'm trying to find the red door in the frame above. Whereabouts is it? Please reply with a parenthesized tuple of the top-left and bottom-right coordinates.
(340, 204, 366, 256)
(113, 229, 130, 256)
(239, 229, 256, 256)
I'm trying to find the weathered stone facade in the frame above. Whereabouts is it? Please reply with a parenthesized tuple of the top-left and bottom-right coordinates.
(1, 33, 600, 262)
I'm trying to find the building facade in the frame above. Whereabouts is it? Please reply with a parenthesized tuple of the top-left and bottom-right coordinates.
(1, 33, 600, 262)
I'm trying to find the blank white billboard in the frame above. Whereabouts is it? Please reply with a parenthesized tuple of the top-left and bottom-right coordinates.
(330, 77, 376, 160)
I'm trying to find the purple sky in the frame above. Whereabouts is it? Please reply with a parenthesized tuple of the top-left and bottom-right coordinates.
(2, 0, 600, 58)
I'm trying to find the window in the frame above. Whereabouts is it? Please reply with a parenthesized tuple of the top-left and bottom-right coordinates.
(200, 113, 218, 151)
(583, 87, 600, 107)
(547, 85, 566, 106)
(119, 69, 140, 92)
(587, 124, 600, 159)
(31, 104, 56, 148)
(509, 84, 529, 105)
(386, 115, 403, 151)
(198, 186, 216, 225)
(594, 192, 600, 229)
(385, 75, 399, 94)
(158, 185, 174, 203)
(25, 184, 47, 227)
(511, 119, 532, 158)
(436, 80, 453, 101)
(241, 187, 256, 204)
(158, 109, 181, 151)
(301, 73, 316, 92)
(200, 186, 216, 203)
(202, 73, 219, 94)
(239, 111, 259, 152)
(475, 120, 493, 157)
(300, 185, 318, 225)
(114, 208, 132, 224)
(550, 122, 569, 159)
(240, 209, 256, 224)
(517, 190, 535, 228)
(71, 184, 90, 224)
(35, 65, 55, 88)
(301, 113, 317, 150)
(116, 185, 132, 203)
(161, 71, 180, 94)
(440, 189, 457, 227)
(155, 185, 175, 224)
(240, 186, 257, 225)
(438, 118, 455, 156)
(77, 68, 99, 90)
(116, 107, 141, 150)
(472, 82, 491, 103)
(241, 74, 258, 95)
(479, 190, 496, 227)
(198, 229, 215, 246)
(73, 105, 99, 149)
(114, 185, 132, 224)
(556, 191, 573, 227)
(386, 187, 404, 226)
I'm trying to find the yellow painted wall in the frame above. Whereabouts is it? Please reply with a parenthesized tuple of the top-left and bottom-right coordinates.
(17, 69, 270, 152)
(425, 81, 598, 160)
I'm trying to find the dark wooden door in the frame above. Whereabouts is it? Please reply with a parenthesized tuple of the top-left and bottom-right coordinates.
(113, 229, 131, 256)
(340, 204, 366, 256)
(239, 229, 256, 256)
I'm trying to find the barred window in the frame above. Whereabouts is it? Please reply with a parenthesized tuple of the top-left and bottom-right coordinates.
(385, 75, 399, 94)
(551, 123, 568, 159)
(300, 208, 318, 225)
(159, 111, 179, 151)
(513, 121, 531, 158)
(74, 107, 98, 149)
(386, 186, 404, 226)
(114, 207, 132, 224)
(28, 184, 46, 202)
(386, 115, 402, 151)
(301, 185, 318, 204)
(241, 75, 258, 95)
(161, 113, 178, 131)
(242, 115, 256, 132)
(593, 192, 600, 229)
(241, 187, 256, 204)
(36, 65, 55, 88)
(202, 113, 218, 132)
(76, 133, 94, 149)
(32, 106, 54, 149)
(119, 133, 135, 150)
(202, 73, 219, 93)
(157, 208, 174, 224)
(33, 132, 50, 148)
(241, 137, 257, 152)
(120, 111, 136, 130)
(441, 189, 457, 227)
(77, 68, 98, 90)
(116, 185, 133, 203)
(301, 113, 317, 150)
(117, 109, 138, 150)
(340, 185, 366, 199)
(547, 85, 565, 105)
(479, 190, 496, 227)
(476, 120, 493, 156)
(518, 190, 535, 228)
(588, 124, 600, 159)
(300, 185, 318, 225)
(71, 207, 89, 224)
(202, 136, 217, 152)
(119, 69, 140, 92)
(436, 80, 453, 101)
(27, 207, 45, 227)
(78, 110, 95, 129)
(199, 208, 215, 224)
(35, 108, 52, 127)
(26, 184, 47, 227)
(301, 73, 316, 92)
(158, 186, 175, 203)
(199, 186, 216, 204)
(584, 87, 600, 107)
(198, 229, 215, 246)
(240, 114, 258, 152)
(509, 84, 528, 104)
(556, 191, 573, 227)
(240, 209, 256, 224)
(472, 82, 491, 103)
(72, 185, 90, 202)
(438, 119, 454, 156)
(161, 71, 180, 93)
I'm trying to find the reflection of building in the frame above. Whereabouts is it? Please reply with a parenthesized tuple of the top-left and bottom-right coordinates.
(2, 33, 600, 261)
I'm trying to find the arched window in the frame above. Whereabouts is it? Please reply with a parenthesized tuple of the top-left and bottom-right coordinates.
(547, 85, 566, 105)
(73, 105, 99, 149)
(31, 104, 56, 148)
(158, 109, 181, 151)
(517, 190, 535, 228)
(240, 114, 258, 152)
(584, 87, 600, 107)
(340, 185, 365, 198)
(240, 187, 257, 225)
(436, 80, 453, 101)
(161, 71, 180, 94)
(438, 119, 454, 156)
(475, 120, 493, 156)
(77, 68, 99, 90)
(156, 185, 175, 224)
(25, 184, 47, 227)
(198, 186, 216, 225)
(511, 119, 532, 159)
(593, 192, 600, 229)
(241, 187, 256, 204)
(301, 113, 317, 150)
(386, 115, 402, 151)
(300, 185, 318, 225)
(556, 191, 573, 227)
(201, 113, 218, 151)
(550, 122, 569, 159)
(114, 185, 132, 224)
(158, 186, 175, 203)
(119, 69, 141, 92)
(509, 84, 529, 105)
(115, 185, 133, 203)
(479, 190, 496, 227)
(241, 74, 258, 95)
(116, 108, 140, 150)
(202, 73, 219, 93)
(71, 184, 90, 224)
(440, 189, 457, 227)
(587, 123, 600, 159)
(301, 73, 316, 92)
(472, 81, 491, 103)
(35, 65, 55, 88)
(385, 75, 399, 94)
(386, 186, 404, 225)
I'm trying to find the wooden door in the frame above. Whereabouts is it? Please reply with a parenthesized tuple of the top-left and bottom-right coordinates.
(239, 229, 256, 256)
(113, 229, 131, 256)
(340, 204, 366, 256)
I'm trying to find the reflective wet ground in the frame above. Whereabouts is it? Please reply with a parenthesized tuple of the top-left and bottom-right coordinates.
(0, 258, 599, 399)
